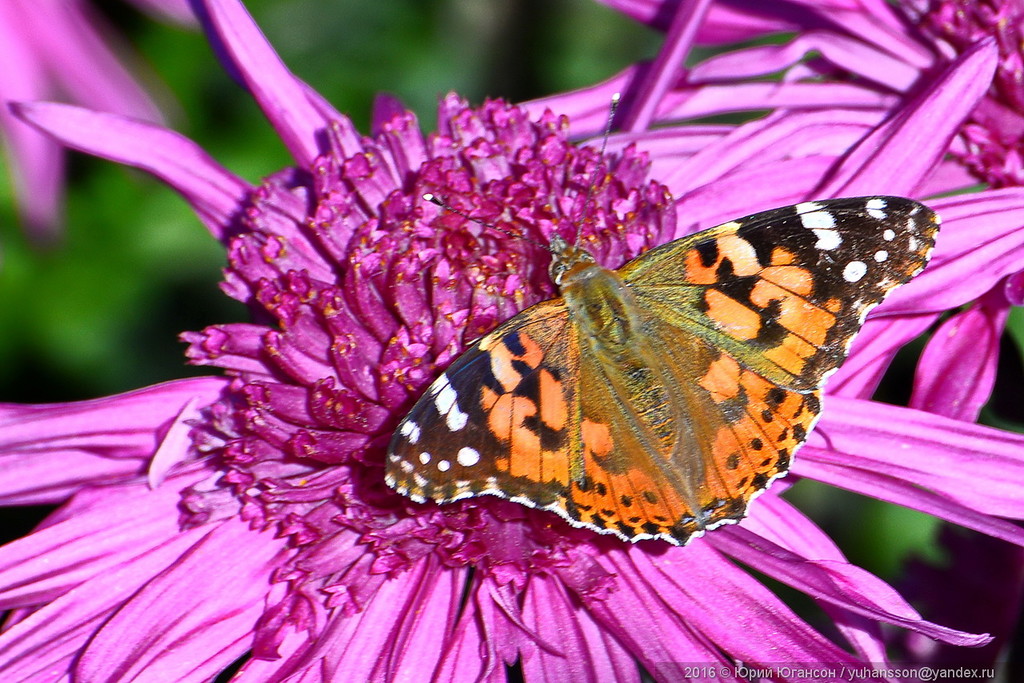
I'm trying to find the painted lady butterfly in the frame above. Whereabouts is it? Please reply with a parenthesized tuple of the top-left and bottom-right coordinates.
(386, 196, 939, 545)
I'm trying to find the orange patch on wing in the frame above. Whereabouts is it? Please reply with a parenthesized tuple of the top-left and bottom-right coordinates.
(581, 419, 614, 456)
(684, 249, 719, 285)
(749, 280, 834, 346)
(704, 290, 762, 340)
(538, 369, 567, 431)
(480, 386, 500, 411)
(760, 264, 813, 295)
(716, 235, 762, 276)
(770, 247, 797, 265)
(699, 354, 742, 402)
(539, 447, 570, 484)
(763, 333, 816, 375)
(516, 333, 544, 370)
(487, 332, 545, 393)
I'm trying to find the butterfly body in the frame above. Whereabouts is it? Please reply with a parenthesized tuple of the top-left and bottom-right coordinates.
(386, 197, 940, 545)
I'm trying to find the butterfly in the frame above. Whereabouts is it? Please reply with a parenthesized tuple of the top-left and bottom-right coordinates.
(385, 196, 940, 545)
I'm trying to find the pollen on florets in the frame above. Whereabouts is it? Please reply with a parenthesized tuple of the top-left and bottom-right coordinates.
(181, 94, 676, 579)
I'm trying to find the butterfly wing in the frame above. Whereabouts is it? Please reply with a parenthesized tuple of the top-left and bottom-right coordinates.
(620, 196, 940, 391)
(386, 299, 582, 512)
(388, 196, 940, 545)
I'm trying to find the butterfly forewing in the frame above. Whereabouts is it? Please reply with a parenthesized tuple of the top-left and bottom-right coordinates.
(387, 195, 940, 545)
(621, 197, 940, 390)
(386, 301, 579, 510)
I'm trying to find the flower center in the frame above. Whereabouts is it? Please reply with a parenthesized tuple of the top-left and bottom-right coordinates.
(183, 96, 675, 581)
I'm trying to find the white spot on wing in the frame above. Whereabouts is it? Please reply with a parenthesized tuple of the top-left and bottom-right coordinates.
(457, 447, 481, 467)
(843, 260, 868, 282)
(873, 250, 888, 262)
(800, 210, 836, 230)
(418, 452, 431, 464)
(883, 229, 896, 241)
(866, 197, 887, 220)
(434, 382, 468, 431)
(437, 459, 451, 472)
(399, 460, 414, 473)
(446, 404, 468, 431)
(795, 201, 823, 214)
(434, 383, 456, 414)
(908, 236, 919, 251)
(812, 228, 842, 250)
(400, 420, 421, 444)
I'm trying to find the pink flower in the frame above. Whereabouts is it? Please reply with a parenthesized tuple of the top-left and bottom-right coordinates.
(0, 0, 192, 241)
(2, 0, 1023, 679)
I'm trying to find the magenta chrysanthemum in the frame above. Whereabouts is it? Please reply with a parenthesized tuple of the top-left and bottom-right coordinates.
(919, 0, 1024, 187)
(182, 96, 676, 580)
(3, 0, 1024, 680)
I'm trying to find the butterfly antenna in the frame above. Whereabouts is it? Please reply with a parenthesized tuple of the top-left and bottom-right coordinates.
(423, 193, 552, 253)
(573, 92, 621, 247)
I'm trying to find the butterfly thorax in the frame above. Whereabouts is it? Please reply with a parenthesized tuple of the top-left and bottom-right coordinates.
(549, 235, 642, 350)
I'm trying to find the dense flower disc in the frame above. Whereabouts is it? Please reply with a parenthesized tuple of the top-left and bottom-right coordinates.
(183, 95, 676, 599)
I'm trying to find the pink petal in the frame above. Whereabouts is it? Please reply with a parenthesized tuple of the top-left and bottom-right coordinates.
(76, 519, 287, 681)
(910, 303, 1008, 421)
(0, 522, 210, 680)
(192, 0, 347, 166)
(822, 39, 998, 195)
(13, 102, 250, 240)
(0, 378, 228, 504)
(521, 573, 638, 682)
(619, 0, 713, 132)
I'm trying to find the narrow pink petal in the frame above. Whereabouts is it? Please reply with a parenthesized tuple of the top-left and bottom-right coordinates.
(13, 102, 250, 240)
(147, 396, 206, 487)
(620, 0, 713, 132)
(822, 39, 998, 195)
(24, 0, 163, 123)
(713, 526, 989, 646)
(374, 561, 465, 680)
(736, 496, 892, 662)
(910, 303, 1008, 421)
(434, 589, 506, 683)
(581, 545, 861, 674)
(812, 397, 1024, 517)
(657, 82, 895, 123)
(690, 32, 921, 91)
(521, 573, 638, 683)
(193, 0, 338, 166)
(574, 557, 723, 678)
(829, 314, 938, 398)
(0, 378, 228, 504)
(0, 7, 63, 237)
(0, 524, 210, 680)
(0, 476, 197, 608)
(891, 190, 1024, 313)
(664, 109, 884, 199)
(75, 519, 287, 682)
(260, 558, 462, 681)
(797, 445, 1024, 546)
